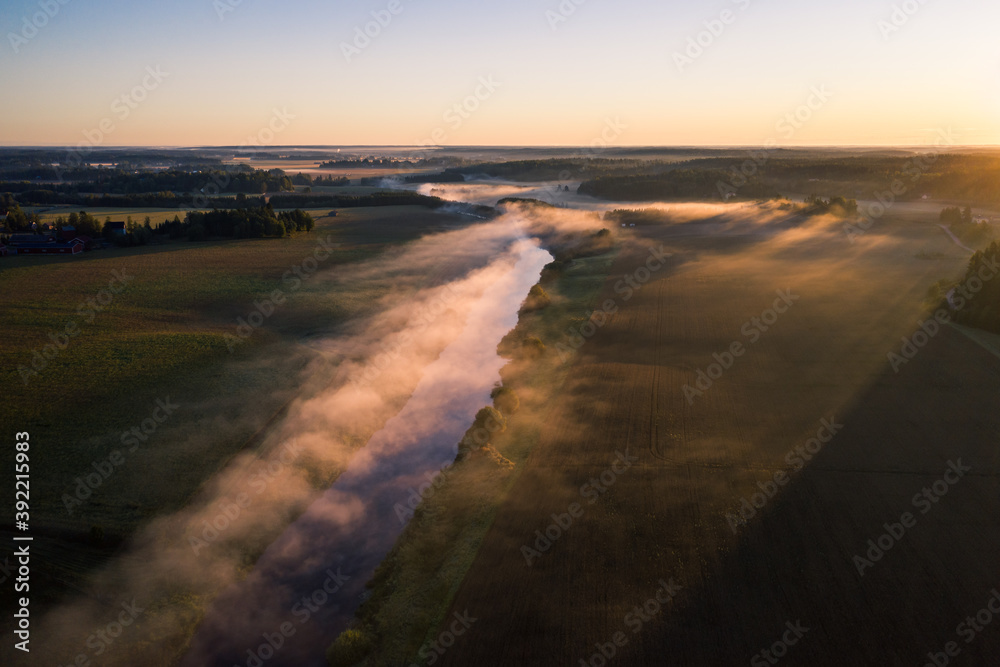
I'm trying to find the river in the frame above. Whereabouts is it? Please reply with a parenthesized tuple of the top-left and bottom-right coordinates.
(182, 234, 552, 667)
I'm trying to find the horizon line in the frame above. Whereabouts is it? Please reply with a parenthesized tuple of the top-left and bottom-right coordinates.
(2, 143, 1000, 151)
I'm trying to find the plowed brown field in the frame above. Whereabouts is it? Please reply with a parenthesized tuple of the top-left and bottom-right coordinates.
(436, 211, 1000, 666)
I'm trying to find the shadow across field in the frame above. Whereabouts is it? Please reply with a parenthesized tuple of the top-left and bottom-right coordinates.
(626, 326, 1000, 666)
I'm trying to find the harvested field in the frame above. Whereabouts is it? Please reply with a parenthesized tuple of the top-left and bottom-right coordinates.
(435, 208, 1000, 665)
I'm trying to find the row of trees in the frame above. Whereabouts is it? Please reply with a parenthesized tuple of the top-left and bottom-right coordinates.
(1, 167, 298, 207)
(267, 191, 445, 209)
(940, 206, 974, 225)
(804, 195, 859, 217)
(453, 158, 658, 183)
(687, 154, 1000, 205)
(54, 210, 104, 237)
(108, 217, 154, 246)
(74, 167, 295, 195)
(941, 205, 993, 245)
(8, 190, 274, 209)
(605, 208, 671, 226)
(180, 205, 314, 240)
(7, 189, 447, 214)
(0, 195, 39, 231)
(318, 156, 423, 168)
(579, 169, 780, 201)
(951, 240, 1000, 333)
(308, 174, 351, 186)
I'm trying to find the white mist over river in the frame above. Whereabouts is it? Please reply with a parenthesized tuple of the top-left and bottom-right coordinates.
(182, 234, 552, 667)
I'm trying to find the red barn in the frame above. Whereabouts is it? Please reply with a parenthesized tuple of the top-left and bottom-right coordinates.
(9, 238, 83, 255)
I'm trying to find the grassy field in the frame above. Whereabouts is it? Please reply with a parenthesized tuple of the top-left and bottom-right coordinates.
(0, 204, 475, 620)
(427, 208, 1000, 665)
(24, 207, 208, 225)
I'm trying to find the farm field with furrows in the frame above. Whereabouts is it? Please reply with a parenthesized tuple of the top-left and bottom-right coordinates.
(436, 210, 1000, 665)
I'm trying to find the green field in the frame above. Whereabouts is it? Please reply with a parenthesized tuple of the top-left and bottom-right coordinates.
(24, 206, 209, 226)
(0, 204, 475, 617)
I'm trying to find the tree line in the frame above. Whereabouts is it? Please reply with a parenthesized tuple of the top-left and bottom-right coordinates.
(804, 195, 858, 217)
(950, 240, 1000, 333)
(579, 169, 780, 201)
(176, 206, 314, 240)
(267, 191, 446, 209)
(941, 206, 993, 245)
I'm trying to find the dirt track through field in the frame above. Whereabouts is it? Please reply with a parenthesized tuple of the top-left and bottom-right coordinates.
(436, 212, 1000, 665)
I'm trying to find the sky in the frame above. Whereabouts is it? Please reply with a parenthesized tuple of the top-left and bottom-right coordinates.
(1, 0, 999, 147)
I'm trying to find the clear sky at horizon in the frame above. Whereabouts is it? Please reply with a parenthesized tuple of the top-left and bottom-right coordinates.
(1, 0, 999, 147)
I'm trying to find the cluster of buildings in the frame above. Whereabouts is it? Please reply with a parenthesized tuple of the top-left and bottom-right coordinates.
(0, 223, 121, 257)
